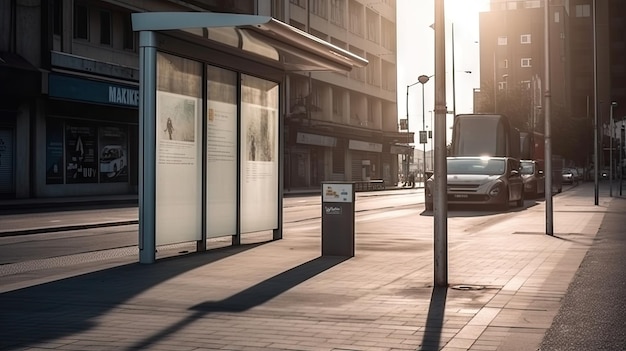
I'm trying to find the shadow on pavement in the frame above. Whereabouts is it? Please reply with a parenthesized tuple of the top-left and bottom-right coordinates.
(0, 241, 269, 350)
(420, 286, 448, 350)
(129, 255, 349, 350)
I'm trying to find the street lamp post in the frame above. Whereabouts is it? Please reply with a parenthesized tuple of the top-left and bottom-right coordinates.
(610, 101, 618, 196)
(406, 81, 421, 185)
(618, 116, 626, 196)
(418, 74, 432, 184)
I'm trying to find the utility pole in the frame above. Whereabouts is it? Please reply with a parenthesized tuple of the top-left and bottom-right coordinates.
(433, 0, 448, 287)
(544, 0, 553, 235)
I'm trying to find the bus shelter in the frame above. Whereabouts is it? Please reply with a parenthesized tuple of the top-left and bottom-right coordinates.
(131, 12, 367, 263)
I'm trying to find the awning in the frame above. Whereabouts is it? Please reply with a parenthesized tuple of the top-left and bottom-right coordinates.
(131, 12, 368, 72)
(0, 52, 40, 98)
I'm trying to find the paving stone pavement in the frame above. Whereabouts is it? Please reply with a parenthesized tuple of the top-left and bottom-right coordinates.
(0, 181, 624, 351)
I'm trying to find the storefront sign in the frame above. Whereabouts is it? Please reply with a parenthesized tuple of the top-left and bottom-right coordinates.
(49, 74, 139, 108)
(348, 139, 382, 153)
(297, 132, 337, 147)
(390, 145, 411, 154)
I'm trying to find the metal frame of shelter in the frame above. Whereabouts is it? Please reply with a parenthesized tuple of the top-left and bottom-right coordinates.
(132, 12, 367, 264)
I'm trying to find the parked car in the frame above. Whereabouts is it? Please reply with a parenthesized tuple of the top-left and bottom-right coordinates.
(425, 156, 524, 211)
(520, 160, 545, 198)
(562, 168, 576, 184)
(570, 168, 582, 182)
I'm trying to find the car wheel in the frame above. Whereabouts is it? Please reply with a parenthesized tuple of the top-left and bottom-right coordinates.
(516, 190, 524, 207)
(500, 190, 510, 211)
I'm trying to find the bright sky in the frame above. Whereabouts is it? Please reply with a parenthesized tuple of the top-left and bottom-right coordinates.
(396, 0, 490, 150)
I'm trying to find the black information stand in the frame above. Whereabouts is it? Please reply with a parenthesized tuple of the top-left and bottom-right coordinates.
(321, 182, 355, 257)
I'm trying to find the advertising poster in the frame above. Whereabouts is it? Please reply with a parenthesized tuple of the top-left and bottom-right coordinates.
(155, 90, 202, 245)
(45, 119, 64, 184)
(239, 74, 279, 234)
(98, 125, 128, 183)
(65, 123, 98, 184)
(206, 99, 237, 237)
(240, 103, 279, 233)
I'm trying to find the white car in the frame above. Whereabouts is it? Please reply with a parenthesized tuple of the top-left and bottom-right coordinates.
(425, 156, 524, 211)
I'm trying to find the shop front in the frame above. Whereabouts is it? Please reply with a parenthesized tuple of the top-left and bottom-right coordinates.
(41, 73, 139, 197)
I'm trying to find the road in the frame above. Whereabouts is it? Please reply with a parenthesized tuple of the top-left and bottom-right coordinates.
(0, 188, 547, 266)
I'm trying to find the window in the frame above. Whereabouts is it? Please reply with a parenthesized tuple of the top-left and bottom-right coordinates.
(332, 89, 344, 116)
(576, 4, 590, 17)
(498, 81, 508, 91)
(498, 36, 507, 45)
(332, 148, 345, 173)
(123, 14, 134, 50)
(100, 11, 111, 45)
(74, 4, 89, 40)
(521, 34, 531, 44)
(521, 58, 532, 67)
(348, 0, 363, 36)
(53, 0, 62, 35)
(524, 1, 540, 8)
(554, 11, 560, 23)
(520, 80, 531, 89)
(331, 0, 346, 27)
(289, 0, 306, 8)
(311, 0, 327, 18)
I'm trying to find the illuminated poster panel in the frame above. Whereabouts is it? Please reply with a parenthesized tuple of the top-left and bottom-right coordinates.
(65, 123, 98, 183)
(240, 74, 279, 233)
(155, 53, 202, 245)
(206, 66, 237, 237)
(98, 125, 128, 183)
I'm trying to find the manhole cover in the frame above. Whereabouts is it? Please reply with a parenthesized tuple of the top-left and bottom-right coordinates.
(451, 284, 485, 291)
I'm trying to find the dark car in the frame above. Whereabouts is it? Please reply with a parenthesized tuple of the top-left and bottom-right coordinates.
(425, 156, 524, 211)
(521, 160, 545, 198)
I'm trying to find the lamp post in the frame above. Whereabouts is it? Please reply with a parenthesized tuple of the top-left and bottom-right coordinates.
(610, 101, 617, 196)
(406, 81, 421, 185)
(618, 116, 626, 196)
(418, 74, 432, 184)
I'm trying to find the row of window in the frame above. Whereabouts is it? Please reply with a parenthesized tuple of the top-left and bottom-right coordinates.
(498, 34, 532, 45)
(291, 0, 395, 49)
(498, 80, 534, 91)
(499, 58, 533, 68)
(492, 1, 590, 18)
(53, 1, 136, 51)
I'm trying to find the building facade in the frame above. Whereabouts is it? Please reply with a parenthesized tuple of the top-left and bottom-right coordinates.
(283, 0, 401, 191)
(0, 0, 399, 200)
(476, 0, 624, 169)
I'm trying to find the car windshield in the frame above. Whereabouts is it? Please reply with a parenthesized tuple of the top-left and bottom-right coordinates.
(520, 162, 534, 175)
(447, 158, 506, 175)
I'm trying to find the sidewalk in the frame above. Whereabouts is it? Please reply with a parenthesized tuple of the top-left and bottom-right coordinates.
(0, 182, 624, 351)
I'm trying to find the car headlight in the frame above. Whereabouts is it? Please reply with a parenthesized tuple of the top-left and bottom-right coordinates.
(488, 181, 503, 197)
